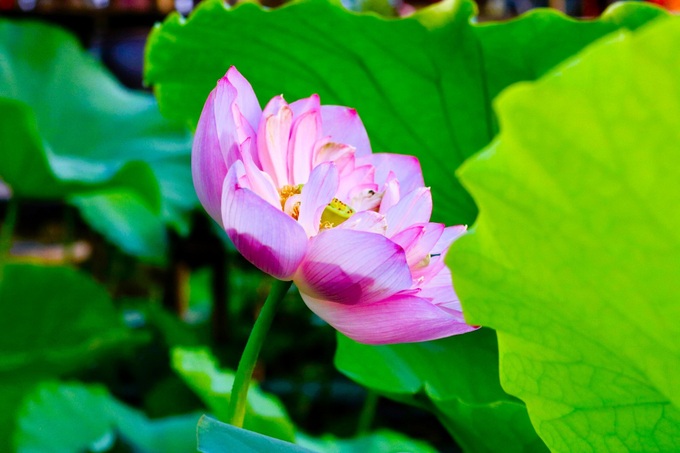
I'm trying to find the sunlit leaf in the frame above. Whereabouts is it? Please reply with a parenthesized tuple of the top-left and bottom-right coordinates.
(449, 17, 680, 451)
(335, 329, 546, 452)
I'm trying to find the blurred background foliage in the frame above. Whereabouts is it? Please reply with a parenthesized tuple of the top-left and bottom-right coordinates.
(0, 0, 676, 451)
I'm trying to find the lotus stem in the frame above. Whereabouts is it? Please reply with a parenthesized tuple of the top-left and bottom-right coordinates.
(226, 278, 292, 427)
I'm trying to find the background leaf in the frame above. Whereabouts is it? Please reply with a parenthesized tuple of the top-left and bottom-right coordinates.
(0, 19, 196, 255)
(172, 347, 297, 442)
(448, 17, 680, 452)
(0, 264, 143, 451)
(14, 381, 201, 453)
(144, 0, 665, 225)
(335, 329, 546, 452)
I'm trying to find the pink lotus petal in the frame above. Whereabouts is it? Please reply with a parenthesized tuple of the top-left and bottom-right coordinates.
(433, 225, 467, 254)
(224, 66, 262, 130)
(336, 164, 375, 203)
(313, 140, 356, 169)
(257, 96, 292, 188)
(290, 94, 320, 117)
(360, 153, 424, 195)
(294, 229, 412, 305)
(418, 265, 459, 307)
(288, 109, 322, 185)
(385, 187, 432, 236)
(392, 223, 445, 268)
(298, 162, 339, 237)
(222, 165, 307, 280)
(379, 176, 400, 215)
(192, 90, 227, 227)
(241, 149, 280, 209)
(337, 211, 387, 234)
(320, 106, 371, 157)
(300, 292, 475, 345)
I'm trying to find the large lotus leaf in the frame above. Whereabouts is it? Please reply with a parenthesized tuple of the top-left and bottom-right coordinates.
(448, 18, 680, 452)
(335, 329, 546, 452)
(171, 347, 296, 442)
(14, 381, 201, 452)
(0, 264, 142, 451)
(0, 19, 196, 244)
(144, 0, 664, 225)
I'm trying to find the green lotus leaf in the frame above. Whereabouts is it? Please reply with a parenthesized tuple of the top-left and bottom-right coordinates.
(144, 0, 665, 225)
(335, 329, 547, 452)
(448, 17, 680, 452)
(0, 264, 142, 451)
(0, 19, 196, 255)
(14, 381, 201, 452)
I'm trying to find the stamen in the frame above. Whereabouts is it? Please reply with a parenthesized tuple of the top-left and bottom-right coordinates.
(279, 184, 303, 210)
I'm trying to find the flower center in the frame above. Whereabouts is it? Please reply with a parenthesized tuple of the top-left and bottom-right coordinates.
(279, 184, 355, 229)
(279, 184, 303, 210)
(320, 198, 354, 229)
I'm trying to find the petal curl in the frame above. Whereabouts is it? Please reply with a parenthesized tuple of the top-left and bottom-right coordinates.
(301, 292, 476, 345)
(294, 229, 411, 305)
(320, 106, 371, 157)
(222, 164, 307, 280)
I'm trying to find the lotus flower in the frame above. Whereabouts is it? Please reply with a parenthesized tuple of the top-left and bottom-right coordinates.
(193, 67, 476, 344)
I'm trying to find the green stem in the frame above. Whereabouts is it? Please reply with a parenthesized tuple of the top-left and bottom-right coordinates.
(226, 278, 292, 427)
(0, 198, 18, 279)
(356, 390, 379, 435)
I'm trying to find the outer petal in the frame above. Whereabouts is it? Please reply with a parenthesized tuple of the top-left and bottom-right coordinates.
(359, 153, 424, 195)
(192, 89, 227, 226)
(224, 66, 261, 130)
(385, 187, 433, 236)
(320, 106, 371, 157)
(294, 229, 412, 305)
(222, 165, 307, 280)
(297, 162, 339, 237)
(300, 292, 476, 345)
